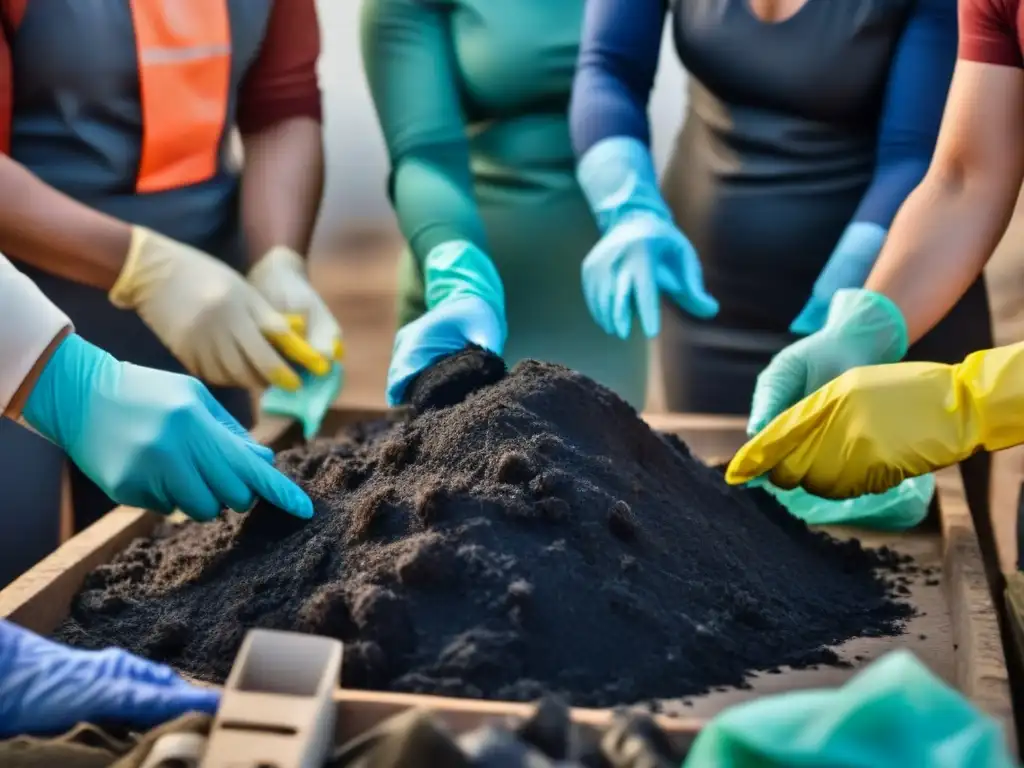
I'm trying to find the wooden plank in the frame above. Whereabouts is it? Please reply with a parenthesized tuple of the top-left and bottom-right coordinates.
(0, 507, 158, 634)
(936, 465, 1016, 750)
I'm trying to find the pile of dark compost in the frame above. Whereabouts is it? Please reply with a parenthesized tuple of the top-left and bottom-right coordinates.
(54, 348, 913, 707)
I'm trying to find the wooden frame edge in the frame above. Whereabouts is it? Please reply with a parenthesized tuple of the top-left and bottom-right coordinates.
(935, 464, 1016, 752)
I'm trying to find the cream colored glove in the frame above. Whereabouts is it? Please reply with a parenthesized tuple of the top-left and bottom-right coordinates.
(109, 227, 329, 392)
(248, 246, 344, 362)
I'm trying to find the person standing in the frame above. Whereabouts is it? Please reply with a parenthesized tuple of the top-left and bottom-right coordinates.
(360, 0, 648, 410)
(0, 0, 340, 577)
(741, 0, 1024, 529)
(569, 0, 992, 415)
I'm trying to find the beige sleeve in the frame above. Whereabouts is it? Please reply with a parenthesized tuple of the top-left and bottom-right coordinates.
(0, 255, 72, 413)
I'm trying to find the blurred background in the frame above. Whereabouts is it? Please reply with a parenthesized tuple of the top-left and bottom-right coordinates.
(309, 5, 1024, 557)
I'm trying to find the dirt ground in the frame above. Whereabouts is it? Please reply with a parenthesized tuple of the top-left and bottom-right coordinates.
(311, 220, 1024, 573)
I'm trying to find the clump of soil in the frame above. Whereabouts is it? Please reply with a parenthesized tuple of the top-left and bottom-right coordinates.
(54, 349, 913, 707)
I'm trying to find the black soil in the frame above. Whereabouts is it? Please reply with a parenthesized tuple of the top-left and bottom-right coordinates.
(54, 348, 913, 707)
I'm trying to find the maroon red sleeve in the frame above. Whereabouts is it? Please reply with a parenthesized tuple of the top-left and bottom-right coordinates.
(236, 0, 323, 134)
(958, 0, 1023, 67)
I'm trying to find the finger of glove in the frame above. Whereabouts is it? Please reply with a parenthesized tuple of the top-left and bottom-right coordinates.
(192, 332, 276, 392)
(610, 272, 634, 340)
(89, 677, 221, 728)
(165, 467, 224, 522)
(254, 304, 330, 378)
(629, 258, 660, 339)
(789, 298, 829, 336)
(660, 240, 718, 319)
(386, 322, 460, 406)
(454, 302, 505, 354)
(229, 440, 313, 519)
(191, 379, 274, 462)
(582, 247, 617, 337)
(196, 436, 260, 514)
(87, 647, 179, 685)
(228, 314, 303, 391)
(726, 398, 827, 486)
(747, 353, 810, 436)
(307, 302, 344, 361)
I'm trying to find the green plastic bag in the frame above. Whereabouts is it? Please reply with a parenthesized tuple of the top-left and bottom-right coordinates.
(747, 472, 935, 531)
(260, 363, 344, 441)
(685, 650, 1015, 768)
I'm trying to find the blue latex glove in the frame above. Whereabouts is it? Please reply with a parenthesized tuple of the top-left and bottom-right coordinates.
(261, 363, 344, 441)
(22, 333, 313, 521)
(790, 222, 887, 335)
(577, 136, 718, 340)
(748, 289, 908, 436)
(0, 618, 219, 737)
(386, 240, 507, 406)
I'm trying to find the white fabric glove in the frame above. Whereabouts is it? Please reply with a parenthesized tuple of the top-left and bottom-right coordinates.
(0, 255, 71, 413)
(109, 227, 329, 391)
(248, 246, 344, 362)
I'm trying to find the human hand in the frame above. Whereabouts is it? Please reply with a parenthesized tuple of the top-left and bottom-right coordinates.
(790, 222, 887, 335)
(0, 619, 219, 737)
(387, 295, 505, 406)
(248, 246, 344, 362)
(109, 227, 330, 392)
(23, 334, 314, 521)
(748, 289, 909, 436)
(732, 340, 1024, 497)
(582, 211, 718, 339)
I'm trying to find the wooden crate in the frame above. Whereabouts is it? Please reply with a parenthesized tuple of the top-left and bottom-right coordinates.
(0, 409, 1014, 754)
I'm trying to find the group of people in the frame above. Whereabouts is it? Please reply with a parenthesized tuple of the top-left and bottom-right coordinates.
(4, 0, 1024, 738)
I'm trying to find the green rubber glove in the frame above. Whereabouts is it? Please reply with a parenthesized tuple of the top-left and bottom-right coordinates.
(685, 650, 1014, 768)
(748, 289, 909, 436)
(261, 363, 344, 441)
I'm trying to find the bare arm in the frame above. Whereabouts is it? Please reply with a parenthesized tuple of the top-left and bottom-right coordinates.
(0, 156, 132, 290)
(238, 0, 324, 264)
(865, 60, 1024, 343)
(241, 118, 324, 261)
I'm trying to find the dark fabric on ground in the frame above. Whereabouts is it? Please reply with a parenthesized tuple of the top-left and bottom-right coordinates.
(0, 699, 680, 767)
(54, 349, 912, 707)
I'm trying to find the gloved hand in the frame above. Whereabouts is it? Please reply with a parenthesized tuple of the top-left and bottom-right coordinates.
(22, 333, 314, 521)
(0, 619, 219, 737)
(790, 222, 887, 335)
(577, 136, 718, 339)
(729, 342, 1024, 498)
(386, 240, 506, 406)
(248, 246, 344, 362)
(748, 288, 909, 436)
(109, 227, 330, 392)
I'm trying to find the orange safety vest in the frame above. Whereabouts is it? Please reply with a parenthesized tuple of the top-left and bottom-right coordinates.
(0, 0, 231, 193)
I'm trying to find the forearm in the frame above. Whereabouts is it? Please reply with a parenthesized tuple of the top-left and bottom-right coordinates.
(0, 256, 73, 418)
(241, 117, 324, 264)
(865, 171, 1014, 343)
(0, 157, 132, 290)
(569, 0, 664, 155)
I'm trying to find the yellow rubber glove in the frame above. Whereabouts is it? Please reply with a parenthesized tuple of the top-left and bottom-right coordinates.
(110, 228, 329, 392)
(248, 246, 344, 363)
(726, 341, 1024, 498)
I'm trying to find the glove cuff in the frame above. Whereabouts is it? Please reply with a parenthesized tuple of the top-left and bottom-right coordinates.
(827, 288, 910, 364)
(108, 226, 156, 309)
(576, 136, 673, 232)
(423, 240, 506, 318)
(249, 245, 306, 287)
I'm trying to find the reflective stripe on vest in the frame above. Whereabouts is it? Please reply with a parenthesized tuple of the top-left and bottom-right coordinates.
(130, 0, 231, 193)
